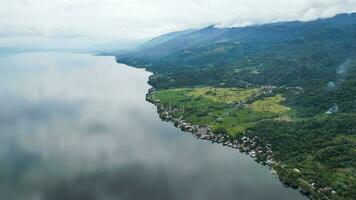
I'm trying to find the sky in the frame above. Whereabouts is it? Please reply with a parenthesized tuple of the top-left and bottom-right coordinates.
(1, 0, 356, 50)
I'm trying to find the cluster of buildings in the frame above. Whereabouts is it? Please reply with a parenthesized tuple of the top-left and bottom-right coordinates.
(282, 85, 304, 94)
(239, 134, 274, 165)
(152, 99, 277, 168)
(260, 85, 276, 95)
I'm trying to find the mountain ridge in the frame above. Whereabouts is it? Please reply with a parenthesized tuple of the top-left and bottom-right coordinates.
(118, 12, 356, 62)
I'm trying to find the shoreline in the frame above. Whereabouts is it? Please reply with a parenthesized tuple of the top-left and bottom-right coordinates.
(145, 87, 329, 200)
(146, 89, 280, 166)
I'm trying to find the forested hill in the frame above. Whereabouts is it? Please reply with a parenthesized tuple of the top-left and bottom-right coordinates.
(118, 13, 356, 74)
(119, 13, 356, 72)
(117, 13, 356, 117)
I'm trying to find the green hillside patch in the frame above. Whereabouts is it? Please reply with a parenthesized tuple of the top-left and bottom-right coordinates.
(208, 108, 278, 136)
(249, 94, 290, 113)
(152, 87, 291, 136)
(186, 87, 259, 104)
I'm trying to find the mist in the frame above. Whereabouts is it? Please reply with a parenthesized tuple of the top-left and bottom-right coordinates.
(1, 0, 356, 50)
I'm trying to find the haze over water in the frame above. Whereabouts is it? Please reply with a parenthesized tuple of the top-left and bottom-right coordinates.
(0, 52, 306, 200)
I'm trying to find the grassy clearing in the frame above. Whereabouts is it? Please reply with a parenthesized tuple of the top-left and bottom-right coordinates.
(249, 94, 290, 113)
(186, 87, 259, 104)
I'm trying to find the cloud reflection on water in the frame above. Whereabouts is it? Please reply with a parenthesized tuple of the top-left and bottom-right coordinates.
(0, 52, 306, 200)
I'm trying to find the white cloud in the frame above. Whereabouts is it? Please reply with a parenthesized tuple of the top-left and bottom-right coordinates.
(0, 0, 356, 47)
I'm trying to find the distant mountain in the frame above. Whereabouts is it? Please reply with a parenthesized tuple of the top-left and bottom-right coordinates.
(136, 11, 355, 56)
(122, 26, 228, 59)
(137, 29, 195, 50)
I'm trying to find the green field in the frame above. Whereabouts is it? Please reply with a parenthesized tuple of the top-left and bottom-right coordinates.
(186, 87, 259, 103)
(249, 94, 290, 113)
(152, 87, 291, 136)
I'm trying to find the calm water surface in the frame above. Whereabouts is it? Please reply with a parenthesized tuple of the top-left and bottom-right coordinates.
(0, 52, 306, 200)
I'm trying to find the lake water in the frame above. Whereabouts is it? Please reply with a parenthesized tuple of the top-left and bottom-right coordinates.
(0, 52, 306, 200)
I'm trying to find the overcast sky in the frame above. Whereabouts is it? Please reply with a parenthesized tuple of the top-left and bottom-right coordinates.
(1, 0, 356, 49)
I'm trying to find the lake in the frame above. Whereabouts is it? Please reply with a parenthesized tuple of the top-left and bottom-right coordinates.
(0, 52, 306, 200)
